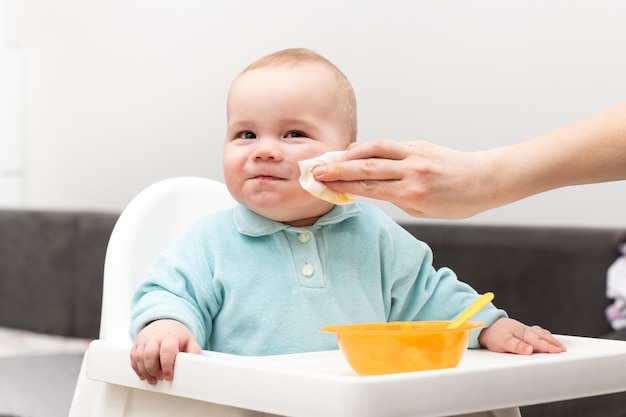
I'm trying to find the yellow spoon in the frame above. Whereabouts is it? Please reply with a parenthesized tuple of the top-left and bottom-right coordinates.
(446, 292, 495, 329)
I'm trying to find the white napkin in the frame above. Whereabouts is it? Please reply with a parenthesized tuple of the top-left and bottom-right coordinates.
(298, 151, 355, 205)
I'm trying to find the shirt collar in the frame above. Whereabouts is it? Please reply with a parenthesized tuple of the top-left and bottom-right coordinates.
(234, 203, 361, 237)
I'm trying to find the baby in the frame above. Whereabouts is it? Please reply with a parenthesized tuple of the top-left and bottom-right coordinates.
(129, 48, 565, 387)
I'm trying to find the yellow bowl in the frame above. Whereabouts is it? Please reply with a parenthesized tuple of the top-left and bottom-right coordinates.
(322, 321, 484, 376)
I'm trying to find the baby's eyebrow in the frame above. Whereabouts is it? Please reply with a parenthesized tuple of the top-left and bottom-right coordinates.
(226, 119, 257, 131)
(281, 119, 320, 134)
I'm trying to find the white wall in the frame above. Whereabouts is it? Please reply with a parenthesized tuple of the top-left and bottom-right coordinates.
(3, 0, 626, 226)
(0, 1, 22, 206)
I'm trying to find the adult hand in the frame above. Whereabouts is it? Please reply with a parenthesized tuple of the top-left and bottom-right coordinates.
(313, 139, 496, 219)
(313, 102, 626, 219)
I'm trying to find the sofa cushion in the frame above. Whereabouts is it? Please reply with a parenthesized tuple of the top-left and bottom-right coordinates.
(0, 210, 118, 339)
(604, 328, 626, 340)
(399, 223, 626, 338)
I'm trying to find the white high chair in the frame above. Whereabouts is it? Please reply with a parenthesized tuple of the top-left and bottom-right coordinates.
(68, 176, 239, 416)
(98, 176, 237, 345)
(68, 177, 626, 417)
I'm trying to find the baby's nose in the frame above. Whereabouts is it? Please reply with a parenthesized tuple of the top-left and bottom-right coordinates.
(252, 137, 283, 161)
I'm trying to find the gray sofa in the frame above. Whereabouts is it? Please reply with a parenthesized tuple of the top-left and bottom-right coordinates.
(0, 209, 118, 417)
(1, 209, 625, 417)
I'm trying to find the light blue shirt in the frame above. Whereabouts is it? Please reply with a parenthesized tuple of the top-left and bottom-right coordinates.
(129, 202, 506, 355)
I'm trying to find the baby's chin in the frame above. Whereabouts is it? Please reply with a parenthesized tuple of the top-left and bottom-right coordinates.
(251, 199, 335, 227)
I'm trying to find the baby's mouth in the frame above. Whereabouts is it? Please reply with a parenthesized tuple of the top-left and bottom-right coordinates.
(252, 174, 284, 181)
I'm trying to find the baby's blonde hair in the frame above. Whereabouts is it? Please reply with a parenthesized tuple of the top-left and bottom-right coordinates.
(239, 48, 357, 143)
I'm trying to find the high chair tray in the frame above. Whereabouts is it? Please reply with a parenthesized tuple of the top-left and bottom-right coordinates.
(86, 335, 626, 417)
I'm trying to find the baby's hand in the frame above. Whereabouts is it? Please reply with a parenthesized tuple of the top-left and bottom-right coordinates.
(130, 319, 202, 384)
(478, 318, 566, 355)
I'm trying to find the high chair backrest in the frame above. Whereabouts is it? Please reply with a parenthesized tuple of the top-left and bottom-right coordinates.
(99, 177, 237, 344)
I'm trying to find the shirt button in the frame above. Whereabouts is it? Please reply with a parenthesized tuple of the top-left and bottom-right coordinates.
(302, 264, 314, 277)
(298, 233, 311, 244)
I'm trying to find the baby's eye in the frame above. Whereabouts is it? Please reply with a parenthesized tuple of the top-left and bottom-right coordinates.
(285, 131, 307, 138)
(238, 131, 256, 139)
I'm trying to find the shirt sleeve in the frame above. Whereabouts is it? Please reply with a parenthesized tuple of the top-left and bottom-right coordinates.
(128, 223, 220, 347)
(380, 220, 507, 348)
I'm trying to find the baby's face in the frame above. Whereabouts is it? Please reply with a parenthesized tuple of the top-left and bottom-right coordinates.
(224, 65, 349, 226)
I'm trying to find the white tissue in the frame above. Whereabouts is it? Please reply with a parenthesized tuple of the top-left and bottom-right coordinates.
(298, 151, 355, 205)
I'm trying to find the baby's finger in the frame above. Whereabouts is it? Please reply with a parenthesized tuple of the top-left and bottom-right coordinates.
(525, 325, 566, 353)
(184, 338, 203, 355)
(136, 358, 158, 385)
(159, 338, 181, 381)
(131, 344, 158, 384)
(141, 341, 164, 382)
(129, 345, 146, 381)
(503, 336, 533, 355)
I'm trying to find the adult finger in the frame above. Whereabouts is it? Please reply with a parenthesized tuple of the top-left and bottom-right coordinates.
(313, 157, 409, 183)
(342, 139, 415, 161)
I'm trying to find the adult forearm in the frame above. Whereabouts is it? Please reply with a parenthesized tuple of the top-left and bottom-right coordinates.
(485, 101, 626, 208)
